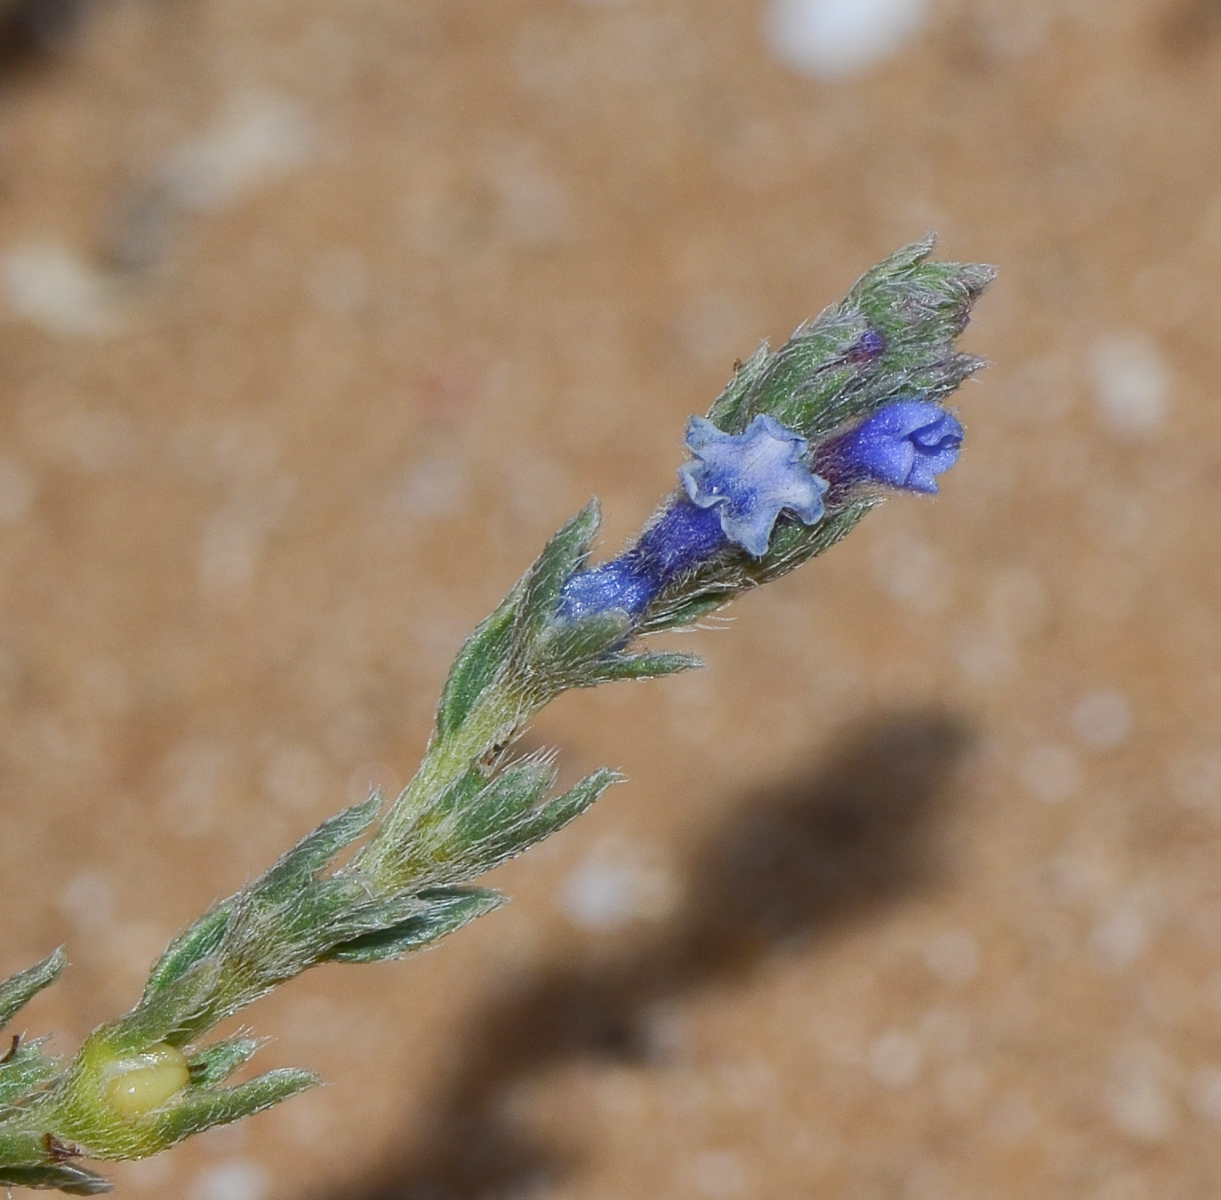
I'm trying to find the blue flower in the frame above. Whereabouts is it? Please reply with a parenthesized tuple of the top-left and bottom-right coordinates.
(557, 414, 828, 622)
(557, 496, 729, 622)
(824, 400, 963, 494)
(678, 414, 828, 557)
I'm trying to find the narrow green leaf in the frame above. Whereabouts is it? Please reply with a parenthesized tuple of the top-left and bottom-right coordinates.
(574, 651, 702, 688)
(143, 908, 231, 1002)
(186, 1037, 263, 1089)
(635, 592, 732, 635)
(107, 960, 221, 1053)
(0, 1164, 113, 1194)
(435, 586, 521, 739)
(325, 888, 506, 963)
(0, 1038, 60, 1105)
(453, 758, 555, 845)
(482, 768, 621, 864)
(253, 794, 382, 902)
(513, 500, 601, 645)
(0, 949, 66, 1032)
(531, 609, 631, 675)
(147, 1069, 317, 1149)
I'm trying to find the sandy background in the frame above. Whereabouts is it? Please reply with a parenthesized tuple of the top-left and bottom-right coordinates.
(0, 0, 1219, 1197)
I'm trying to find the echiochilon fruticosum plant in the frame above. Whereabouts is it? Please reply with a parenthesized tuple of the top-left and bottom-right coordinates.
(0, 237, 992, 1194)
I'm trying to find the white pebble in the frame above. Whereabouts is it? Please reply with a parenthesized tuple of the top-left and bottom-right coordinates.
(1090, 902, 1150, 970)
(867, 1029, 922, 1089)
(58, 870, 115, 931)
(690, 1149, 749, 1199)
(160, 740, 235, 838)
(190, 1161, 269, 1200)
(1019, 742, 1082, 803)
(1, 241, 124, 339)
(924, 932, 980, 985)
(1169, 750, 1221, 817)
(869, 532, 953, 615)
(1071, 690, 1132, 751)
(160, 91, 315, 214)
(1106, 1045, 1177, 1142)
(306, 248, 369, 317)
(1189, 1065, 1221, 1122)
(0, 456, 34, 522)
(764, 0, 929, 80)
(394, 454, 470, 522)
(560, 843, 678, 931)
(1090, 334, 1170, 439)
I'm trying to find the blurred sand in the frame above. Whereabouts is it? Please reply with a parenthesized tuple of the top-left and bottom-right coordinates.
(1, 1, 1221, 1197)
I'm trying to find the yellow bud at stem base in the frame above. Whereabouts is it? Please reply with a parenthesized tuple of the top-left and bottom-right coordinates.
(101, 1044, 190, 1118)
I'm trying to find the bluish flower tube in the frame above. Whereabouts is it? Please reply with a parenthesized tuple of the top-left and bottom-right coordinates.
(559, 414, 828, 622)
(817, 400, 963, 494)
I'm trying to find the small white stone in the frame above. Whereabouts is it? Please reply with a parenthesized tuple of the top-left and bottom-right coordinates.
(59, 870, 115, 931)
(1, 241, 124, 338)
(1090, 901, 1150, 970)
(161, 740, 235, 838)
(1019, 742, 1082, 803)
(394, 454, 470, 521)
(764, 0, 929, 80)
(190, 1161, 269, 1200)
(1106, 1045, 1177, 1142)
(690, 1149, 749, 1199)
(1189, 1065, 1221, 1122)
(0, 456, 34, 523)
(160, 91, 315, 214)
(1090, 334, 1170, 439)
(1169, 750, 1221, 816)
(924, 931, 980, 984)
(867, 1029, 922, 1089)
(869, 533, 953, 615)
(1071, 689, 1132, 750)
(560, 843, 679, 930)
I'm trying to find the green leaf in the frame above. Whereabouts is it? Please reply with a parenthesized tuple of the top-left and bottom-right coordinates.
(634, 592, 732, 635)
(435, 586, 521, 740)
(142, 908, 231, 1002)
(107, 960, 221, 1054)
(187, 1037, 263, 1089)
(0, 1037, 61, 1106)
(573, 650, 702, 688)
(147, 1069, 317, 1150)
(705, 237, 994, 443)
(531, 609, 631, 673)
(452, 758, 555, 846)
(253, 794, 383, 903)
(0, 950, 66, 1032)
(486, 768, 621, 862)
(0, 1164, 113, 1195)
(325, 888, 506, 963)
(513, 500, 601, 646)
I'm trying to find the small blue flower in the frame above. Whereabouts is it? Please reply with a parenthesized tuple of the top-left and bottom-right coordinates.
(678, 414, 828, 557)
(826, 400, 963, 494)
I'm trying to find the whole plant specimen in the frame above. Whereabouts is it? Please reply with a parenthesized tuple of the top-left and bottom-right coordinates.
(0, 238, 992, 1194)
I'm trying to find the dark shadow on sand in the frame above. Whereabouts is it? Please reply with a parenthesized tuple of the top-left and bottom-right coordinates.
(315, 710, 974, 1200)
